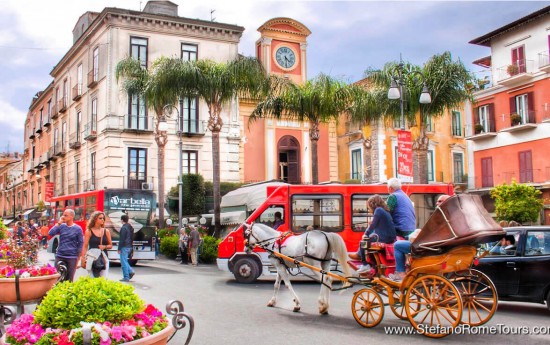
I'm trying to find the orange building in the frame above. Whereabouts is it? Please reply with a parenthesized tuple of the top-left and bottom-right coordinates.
(239, 18, 338, 184)
(467, 6, 550, 224)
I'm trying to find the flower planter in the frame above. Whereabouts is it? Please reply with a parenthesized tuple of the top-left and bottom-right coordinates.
(0, 273, 60, 304)
(0, 323, 175, 345)
(0, 260, 7, 269)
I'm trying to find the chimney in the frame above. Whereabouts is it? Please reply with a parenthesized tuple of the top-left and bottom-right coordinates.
(143, 1, 178, 17)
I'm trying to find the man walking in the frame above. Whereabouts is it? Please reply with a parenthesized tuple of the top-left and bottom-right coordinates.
(118, 214, 135, 282)
(188, 225, 201, 266)
(48, 209, 84, 282)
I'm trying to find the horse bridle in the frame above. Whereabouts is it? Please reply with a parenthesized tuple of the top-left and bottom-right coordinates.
(243, 223, 284, 252)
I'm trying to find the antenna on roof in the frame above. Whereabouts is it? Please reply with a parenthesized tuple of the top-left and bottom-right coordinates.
(139, 1, 143, 11)
(210, 9, 216, 22)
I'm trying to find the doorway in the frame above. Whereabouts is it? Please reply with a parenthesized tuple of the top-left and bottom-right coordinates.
(278, 136, 301, 184)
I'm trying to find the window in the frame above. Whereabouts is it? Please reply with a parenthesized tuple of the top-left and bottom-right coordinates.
(77, 64, 83, 94)
(525, 231, 549, 256)
(90, 152, 96, 187)
(76, 110, 81, 141)
(181, 43, 197, 61)
(47, 100, 52, 119)
(75, 160, 80, 193)
(512, 93, 535, 124)
(425, 116, 433, 132)
(92, 47, 99, 81)
(478, 105, 489, 131)
(128, 94, 147, 129)
(39, 108, 43, 127)
(453, 153, 464, 184)
(62, 122, 67, 150)
(393, 117, 405, 129)
(351, 194, 386, 231)
(128, 148, 147, 189)
(291, 195, 343, 233)
(63, 79, 68, 107)
(518, 150, 533, 183)
(427, 150, 435, 182)
(350, 148, 362, 180)
(182, 150, 198, 174)
(511, 45, 526, 73)
(481, 157, 493, 188)
(451, 111, 462, 136)
(91, 98, 97, 132)
(179, 98, 199, 133)
(130, 37, 148, 68)
(60, 165, 65, 195)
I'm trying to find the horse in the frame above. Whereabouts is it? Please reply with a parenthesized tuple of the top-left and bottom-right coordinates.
(244, 223, 351, 314)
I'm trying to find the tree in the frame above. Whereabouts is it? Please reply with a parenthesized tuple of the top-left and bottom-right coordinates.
(490, 180, 544, 224)
(250, 73, 376, 184)
(365, 52, 473, 183)
(116, 57, 185, 227)
(162, 57, 270, 236)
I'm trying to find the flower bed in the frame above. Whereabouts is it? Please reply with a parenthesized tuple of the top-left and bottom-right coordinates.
(0, 264, 58, 278)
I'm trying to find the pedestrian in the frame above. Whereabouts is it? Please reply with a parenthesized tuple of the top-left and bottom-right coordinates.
(28, 219, 39, 238)
(48, 209, 84, 282)
(118, 214, 135, 282)
(154, 226, 160, 258)
(16, 221, 26, 240)
(386, 177, 416, 239)
(179, 228, 189, 264)
(188, 225, 200, 266)
(81, 211, 112, 278)
(40, 223, 49, 249)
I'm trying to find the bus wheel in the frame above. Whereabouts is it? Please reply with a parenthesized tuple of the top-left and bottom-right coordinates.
(129, 259, 138, 267)
(233, 257, 260, 283)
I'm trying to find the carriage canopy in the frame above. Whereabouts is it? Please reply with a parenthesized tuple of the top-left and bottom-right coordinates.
(412, 194, 505, 256)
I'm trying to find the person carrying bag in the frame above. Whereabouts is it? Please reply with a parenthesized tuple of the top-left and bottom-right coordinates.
(81, 211, 112, 278)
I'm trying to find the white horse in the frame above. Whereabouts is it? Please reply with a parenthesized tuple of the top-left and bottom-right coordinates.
(244, 223, 351, 314)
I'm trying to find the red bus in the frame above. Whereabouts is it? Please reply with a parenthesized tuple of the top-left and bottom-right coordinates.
(217, 183, 454, 283)
(47, 188, 157, 263)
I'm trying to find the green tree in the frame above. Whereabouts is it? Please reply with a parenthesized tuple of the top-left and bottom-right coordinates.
(161, 57, 270, 236)
(490, 181, 544, 224)
(167, 174, 205, 216)
(250, 73, 376, 184)
(116, 57, 185, 228)
(365, 52, 473, 183)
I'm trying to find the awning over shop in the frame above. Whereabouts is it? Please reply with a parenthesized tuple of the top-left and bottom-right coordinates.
(3, 219, 14, 226)
(22, 209, 35, 219)
(220, 181, 288, 212)
(220, 211, 247, 225)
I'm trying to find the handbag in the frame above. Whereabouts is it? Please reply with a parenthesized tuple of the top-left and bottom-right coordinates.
(91, 229, 108, 271)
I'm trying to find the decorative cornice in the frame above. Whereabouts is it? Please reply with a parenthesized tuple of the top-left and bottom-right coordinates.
(257, 17, 311, 37)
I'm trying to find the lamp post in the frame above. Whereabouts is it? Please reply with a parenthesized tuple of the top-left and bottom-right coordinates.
(387, 56, 432, 130)
(163, 104, 183, 231)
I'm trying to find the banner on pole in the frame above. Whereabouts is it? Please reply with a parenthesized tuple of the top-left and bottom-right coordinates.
(397, 130, 413, 183)
(45, 182, 55, 202)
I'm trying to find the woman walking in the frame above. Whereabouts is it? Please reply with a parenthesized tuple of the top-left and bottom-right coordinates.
(81, 211, 113, 278)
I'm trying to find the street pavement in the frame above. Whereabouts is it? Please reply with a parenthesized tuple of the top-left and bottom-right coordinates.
(27, 250, 550, 344)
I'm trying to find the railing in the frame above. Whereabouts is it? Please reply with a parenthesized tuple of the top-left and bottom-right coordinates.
(538, 51, 550, 69)
(87, 69, 98, 88)
(57, 99, 67, 113)
(123, 114, 154, 132)
(83, 178, 96, 191)
(497, 59, 534, 82)
(48, 147, 56, 161)
(29, 130, 35, 140)
(179, 119, 207, 136)
(72, 83, 82, 101)
(500, 167, 550, 184)
(36, 122, 43, 134)
(69, 132, 81, 149)
(507, 110, 536, 127)
(51, 105, 59, 119)
(55, 141, 66, 156)
(43, 115, 52, 127)
(83, 122, 98, 140)
(40, 152, 48, 165)
(26, 159, 34, 172)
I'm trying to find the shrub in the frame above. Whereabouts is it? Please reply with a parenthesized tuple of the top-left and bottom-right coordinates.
(200, 235, 221, 264)
(34, 277, 144, 329)
(158, 228, 176, 240)
(160, 235, 179, 259)
(490, 180, 544, 224)
(0, 218, 7, 240)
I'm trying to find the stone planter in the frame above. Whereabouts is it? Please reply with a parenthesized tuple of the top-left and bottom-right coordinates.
(0, 273, 60, 304)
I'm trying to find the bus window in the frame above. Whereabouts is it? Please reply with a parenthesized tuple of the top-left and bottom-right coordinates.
(256, 206, 284, 228)
(410, 193, 446, 228)
(85, 196, 97, 220)
(55, 209, 64, 220)
(291, 195, 343, 233)
(66, 199, 74, 207)
(56, 200, 65, 208)
(74, 207, 84, 221)
(351, 194, 374, 232)
(75, 197, 84, 207)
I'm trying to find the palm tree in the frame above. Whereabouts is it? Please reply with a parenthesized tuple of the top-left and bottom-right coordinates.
(166, 57, 270, 236)
(116, 57, 184, 228)
(250, 73, 376, 184)
(365, 52, 473, 183)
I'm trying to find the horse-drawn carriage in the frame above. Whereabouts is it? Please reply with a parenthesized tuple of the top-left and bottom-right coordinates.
(245, 194, 505, 338)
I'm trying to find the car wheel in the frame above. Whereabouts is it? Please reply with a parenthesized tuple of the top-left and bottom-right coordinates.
(233, 257, 260, 284)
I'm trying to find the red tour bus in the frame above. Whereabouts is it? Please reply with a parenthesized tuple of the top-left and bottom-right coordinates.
(47, 188, 157, 263)
(217, 183, 454, 283)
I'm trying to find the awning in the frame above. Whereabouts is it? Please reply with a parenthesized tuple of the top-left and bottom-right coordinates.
(220, 181, 288, 212)
(3, 219, 14, 225)
(22, 209, 35, 219)
(220, 211, 246, 225)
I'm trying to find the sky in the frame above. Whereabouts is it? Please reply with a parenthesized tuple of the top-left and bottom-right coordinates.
(0, 0, 547, 154)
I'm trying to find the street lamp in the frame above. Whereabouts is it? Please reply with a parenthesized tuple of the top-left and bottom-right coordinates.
(163, 104, 183, 231)
(387, 56, 432, 130)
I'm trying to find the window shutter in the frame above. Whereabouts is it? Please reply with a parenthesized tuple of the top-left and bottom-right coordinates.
(509, 96, 516, 115)
(527, 92, 535, 123)
(488, 103, 495, 132)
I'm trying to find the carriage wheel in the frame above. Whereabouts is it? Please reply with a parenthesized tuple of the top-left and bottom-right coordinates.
(448, 269, 498, 326)
(351, 288, 385, 328)
(405, 275, 463, 338)
(389, 289, 408, 320)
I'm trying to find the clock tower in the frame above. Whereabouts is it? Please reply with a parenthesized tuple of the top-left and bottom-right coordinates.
(256, 17, 310, 84)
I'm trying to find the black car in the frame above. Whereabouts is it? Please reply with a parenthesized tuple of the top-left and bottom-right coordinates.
(476, 226, 550, 310)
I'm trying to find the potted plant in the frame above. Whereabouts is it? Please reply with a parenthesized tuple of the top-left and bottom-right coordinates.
(507, 64, 519, 76)
(510, 113, 522, 126)
(474, 123, 485, 134)
(2, 277, 179, 345)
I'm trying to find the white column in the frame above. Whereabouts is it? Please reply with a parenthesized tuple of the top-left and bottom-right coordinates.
(266, 128, 275, 180)
(302, 130, 310, 184)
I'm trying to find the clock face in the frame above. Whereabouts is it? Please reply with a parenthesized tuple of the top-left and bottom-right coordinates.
(275, 46, 296, 69)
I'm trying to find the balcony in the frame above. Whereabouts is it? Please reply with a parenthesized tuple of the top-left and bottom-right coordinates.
(497, 59, 535, 87)
(51, 105, 59, 120)
(28, 131, 35, 140)
(178, 120, 207, 137)
(87, 69, 98, 88)
(500, 167, 550, 184)
(43, 116, 52, 128)
(466, 123, 497, 141)
(40, 152, 49, 165)
(48, 147, 57, 161)
(72, 83, 82, 101)
(36, 123, 43, 134)
(54, 142, 66, 157)
(122, 114, 154, 133)
(538, 51, 550, 73)
(83, 178, 96, 191)
(69, 132, 82, 149)
(500, 111, 537, 133)
(57, 99, 67, 113)
(83, 122, 98, 141)
(27, 159, 35, 172)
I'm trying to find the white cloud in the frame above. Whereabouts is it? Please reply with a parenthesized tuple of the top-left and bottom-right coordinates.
(0, 99, 26, 129)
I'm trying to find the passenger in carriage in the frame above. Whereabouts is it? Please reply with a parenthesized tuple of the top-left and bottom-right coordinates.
(386, 177, 416, 239)
(350, 195, 396, 273)
(389, 194, 451, 282)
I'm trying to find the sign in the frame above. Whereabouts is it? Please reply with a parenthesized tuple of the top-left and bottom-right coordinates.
(397, 130, 413, 183)
(45, 182, 55, 202)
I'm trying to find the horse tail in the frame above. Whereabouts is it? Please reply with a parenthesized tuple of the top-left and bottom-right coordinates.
(326, 233, 352, 279)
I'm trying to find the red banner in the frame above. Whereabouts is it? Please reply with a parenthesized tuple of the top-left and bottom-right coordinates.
(397, 130, 413, 183)
(45, 182, 55, 202)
